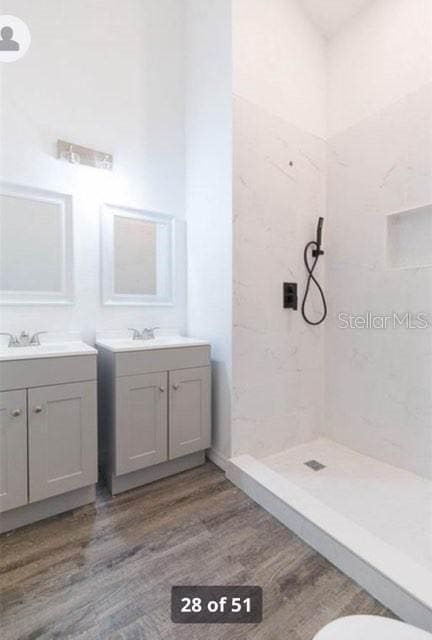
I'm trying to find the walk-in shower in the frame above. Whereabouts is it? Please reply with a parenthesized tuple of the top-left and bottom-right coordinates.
(229, 0, 432, 632)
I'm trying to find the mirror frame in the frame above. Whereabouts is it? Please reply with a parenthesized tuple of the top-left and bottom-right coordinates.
(0, 182, 74, 305)
(101, 203, 175, 306)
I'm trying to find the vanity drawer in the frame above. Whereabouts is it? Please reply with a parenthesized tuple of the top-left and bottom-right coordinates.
(0, 355, 97, 392)
(115, 346, 211, 377)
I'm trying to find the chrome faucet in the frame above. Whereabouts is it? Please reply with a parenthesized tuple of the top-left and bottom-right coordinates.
(128, 327, 159, 341)
(0, 330, 47, 348)
(18, 331, 31, 346)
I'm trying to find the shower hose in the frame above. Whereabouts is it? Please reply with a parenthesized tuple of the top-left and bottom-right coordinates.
(301, 241, 327, 326)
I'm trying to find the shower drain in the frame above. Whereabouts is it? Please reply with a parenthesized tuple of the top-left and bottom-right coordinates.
(304, 460, 326, 471)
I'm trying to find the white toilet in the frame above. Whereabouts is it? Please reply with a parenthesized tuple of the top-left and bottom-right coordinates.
(314, 616, 432, 640)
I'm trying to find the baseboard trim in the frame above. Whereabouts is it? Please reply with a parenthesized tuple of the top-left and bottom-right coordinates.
(0, 485, 96, 534)
(206, 448, 228, 471)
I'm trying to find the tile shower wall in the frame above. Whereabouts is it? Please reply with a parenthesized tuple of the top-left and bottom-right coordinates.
(0, 0, 187, 342)
(326, 86, 432, 479)
(231, 0, 327, 458)
(326, 0, 432, 478)
(232, 0, 432, 474)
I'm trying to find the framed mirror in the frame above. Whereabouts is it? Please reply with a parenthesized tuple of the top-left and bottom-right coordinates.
(101, 203, 175, 306)
(0, 183, 74, 305)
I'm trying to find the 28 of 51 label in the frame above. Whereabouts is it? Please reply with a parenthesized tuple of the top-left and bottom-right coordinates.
(171, 586, 263, 624)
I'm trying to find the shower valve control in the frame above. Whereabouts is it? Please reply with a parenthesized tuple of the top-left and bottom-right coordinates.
(283, 283, 298, 310)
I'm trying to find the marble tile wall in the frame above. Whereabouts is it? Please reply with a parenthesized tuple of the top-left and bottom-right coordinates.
(232, 95, 326, 458)
(232, 85, 432, 477)
(325, 84, 432, 478)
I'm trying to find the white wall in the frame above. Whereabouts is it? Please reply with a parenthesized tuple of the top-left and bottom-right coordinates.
(326, 0, 432, 477)
(232, 0, 327, 458)
(233, 0, 327, 139)
(328, 0, 432, 136)
(185, 0, 233, 460)
(0, 0, 186, 343)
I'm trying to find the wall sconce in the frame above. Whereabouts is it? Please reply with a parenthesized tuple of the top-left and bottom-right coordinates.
(57, 140, 113, 171)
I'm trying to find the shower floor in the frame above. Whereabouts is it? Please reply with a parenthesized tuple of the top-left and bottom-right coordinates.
(264, 438, 432, 571)
(227, 437, 432, 631)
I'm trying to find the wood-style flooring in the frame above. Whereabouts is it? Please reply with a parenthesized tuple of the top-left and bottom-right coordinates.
(0, 462, 395, 640)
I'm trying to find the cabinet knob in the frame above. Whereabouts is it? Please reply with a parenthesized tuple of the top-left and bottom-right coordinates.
(159, 387, 165, 393)
(173, 384, 180, 390)
(34, 406, 43, 413)
(11, 409, 21, 417)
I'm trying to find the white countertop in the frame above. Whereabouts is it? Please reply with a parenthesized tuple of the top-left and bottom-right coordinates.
(96, 336, 210, 353)
(0, 342, 97, 362)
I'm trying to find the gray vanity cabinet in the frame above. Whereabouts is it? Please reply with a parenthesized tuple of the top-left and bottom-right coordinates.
(0, 390, 28, 512)
(97, 343, 211, 494)
(0, 351, 98, 533)
(169, 366, 211, 460)
(116, 372, 168, 475)
(28, 381, 97, 503)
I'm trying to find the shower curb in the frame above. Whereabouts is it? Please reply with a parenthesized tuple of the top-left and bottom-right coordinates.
(227, 455, 432, 633)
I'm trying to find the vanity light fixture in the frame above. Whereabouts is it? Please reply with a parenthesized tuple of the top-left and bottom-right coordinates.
(57, 139, 113, 171)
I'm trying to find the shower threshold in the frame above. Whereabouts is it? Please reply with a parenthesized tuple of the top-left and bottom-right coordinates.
(226, 438, 432, 633)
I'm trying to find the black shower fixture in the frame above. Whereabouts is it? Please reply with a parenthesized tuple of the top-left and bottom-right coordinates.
(283, 282, 298, 310)
(312, 217, 325, 257)
(301, 217, 327, 326)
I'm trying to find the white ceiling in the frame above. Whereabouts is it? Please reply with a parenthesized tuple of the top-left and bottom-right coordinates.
(298, 0, 373, 38)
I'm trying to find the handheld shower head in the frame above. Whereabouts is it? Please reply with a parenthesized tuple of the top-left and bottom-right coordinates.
(316, 217, 324, 250)
(312, 217, 325, 257)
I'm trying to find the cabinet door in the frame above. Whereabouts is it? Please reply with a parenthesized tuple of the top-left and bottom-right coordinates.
(116, 372, 168, 475)
(28, 381, 97, 503)
(0, 390, 28, 513)
(169, 367, 211, 460)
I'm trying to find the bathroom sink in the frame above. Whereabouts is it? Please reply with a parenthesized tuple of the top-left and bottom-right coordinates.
(96, 336, 209, 353)
(0, 342, 97, 362)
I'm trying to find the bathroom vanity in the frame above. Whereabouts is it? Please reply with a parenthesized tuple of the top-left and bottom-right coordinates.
(96, 336, 211, 495)
(0, 342, 98, 533)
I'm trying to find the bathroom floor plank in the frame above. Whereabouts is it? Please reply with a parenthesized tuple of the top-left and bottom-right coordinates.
(0, 461, 395, 640)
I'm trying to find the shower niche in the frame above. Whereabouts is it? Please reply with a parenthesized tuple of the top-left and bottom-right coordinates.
(386, 204, 432, 270)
